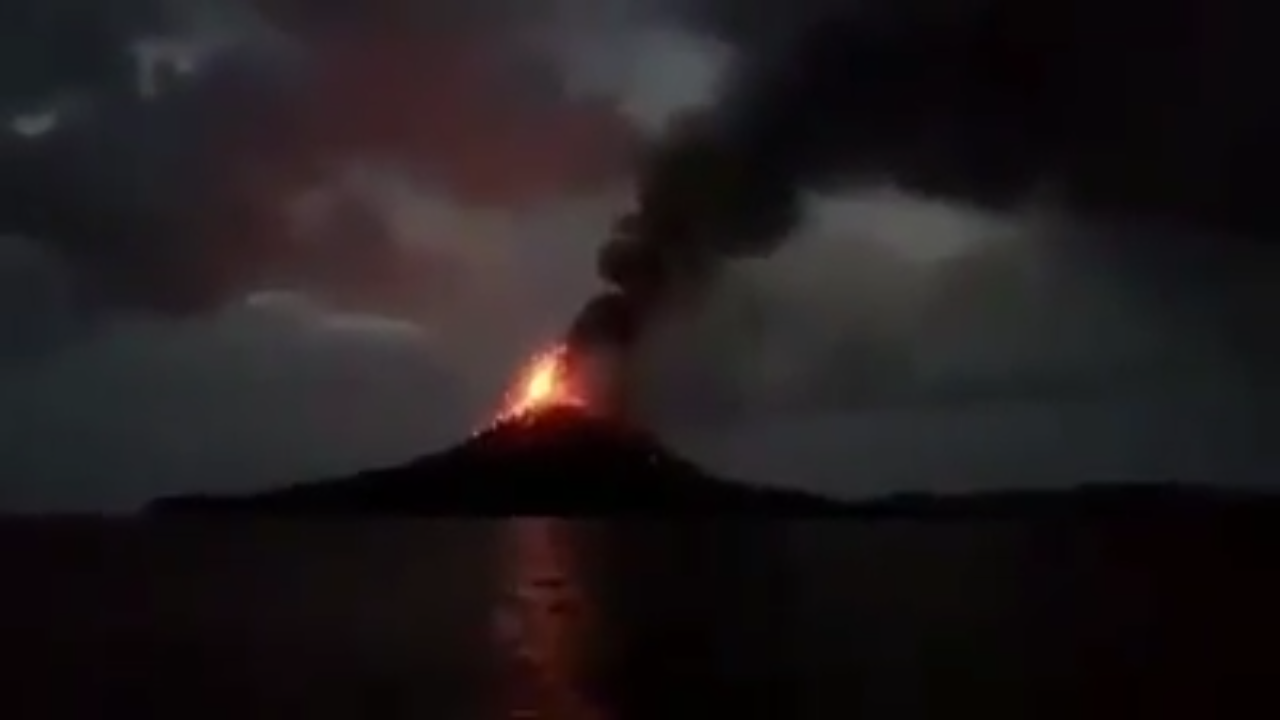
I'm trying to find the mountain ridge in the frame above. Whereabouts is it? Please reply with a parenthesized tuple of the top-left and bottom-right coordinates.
(147, 407, 838, 514)
(146, 406, 1276, 517)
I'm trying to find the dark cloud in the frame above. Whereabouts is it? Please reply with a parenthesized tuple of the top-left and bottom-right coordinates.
(0, 0, 639, 321)
(0, 43, 307, 316)
(0, 0, 159, 105)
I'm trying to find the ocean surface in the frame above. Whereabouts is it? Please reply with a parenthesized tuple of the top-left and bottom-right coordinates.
(0, 517, 1271, 719)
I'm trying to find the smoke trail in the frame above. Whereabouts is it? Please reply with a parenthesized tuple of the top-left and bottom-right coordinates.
(568, 0, 1280, 387)
(566, 7, 1033, 358)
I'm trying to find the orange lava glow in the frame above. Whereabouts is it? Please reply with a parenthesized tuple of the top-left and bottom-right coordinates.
(494, 345, 584, 424)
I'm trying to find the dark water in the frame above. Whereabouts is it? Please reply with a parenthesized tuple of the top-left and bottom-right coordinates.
(0, 518, 1276, 718)
(490, 518, 1277, 720)
(491, 519, 803, 720)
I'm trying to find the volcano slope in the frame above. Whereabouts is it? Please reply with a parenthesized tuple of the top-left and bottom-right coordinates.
(147, 407, 839, 514)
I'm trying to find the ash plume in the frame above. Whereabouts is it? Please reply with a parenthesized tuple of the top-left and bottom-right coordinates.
(570, 0, 1280, 381)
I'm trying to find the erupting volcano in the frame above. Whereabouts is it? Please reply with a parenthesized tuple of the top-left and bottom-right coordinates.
(492, 345, 586, 427)
(142, 52, 840, 515)
(147, 329, 837, 514)
(144, 203, 850, 515)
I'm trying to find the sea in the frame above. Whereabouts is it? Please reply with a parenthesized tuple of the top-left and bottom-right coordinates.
(0, 517, 1268, 719)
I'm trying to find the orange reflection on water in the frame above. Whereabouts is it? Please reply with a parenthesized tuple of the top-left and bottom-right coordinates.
(493, 518, 604, 720)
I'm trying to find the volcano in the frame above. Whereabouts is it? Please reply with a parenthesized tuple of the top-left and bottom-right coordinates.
(147, 406, 840, 515)
(146, 403, 1279, 516)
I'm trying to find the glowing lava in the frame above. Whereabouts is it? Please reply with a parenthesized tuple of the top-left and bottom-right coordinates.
(494, 344, 585, 424)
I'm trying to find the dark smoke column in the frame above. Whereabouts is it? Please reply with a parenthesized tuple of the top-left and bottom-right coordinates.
(561, 291, 643, 420)
(559, 116, 804, 419)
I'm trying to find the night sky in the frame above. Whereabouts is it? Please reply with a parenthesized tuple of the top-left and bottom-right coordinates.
(0, 0, 1275, 511)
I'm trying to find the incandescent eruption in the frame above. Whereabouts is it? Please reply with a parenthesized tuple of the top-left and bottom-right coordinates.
(493, 344, 585, 426)
(491, 290, 646, 429)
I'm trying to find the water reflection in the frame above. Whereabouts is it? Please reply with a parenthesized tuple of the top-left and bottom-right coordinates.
(489, 519, 797, 720)
(494, 518, 605, 720)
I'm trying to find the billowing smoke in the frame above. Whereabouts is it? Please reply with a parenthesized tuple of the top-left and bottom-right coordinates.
(670, 0, 1280, 238)
(565, 0, 1280, 402)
